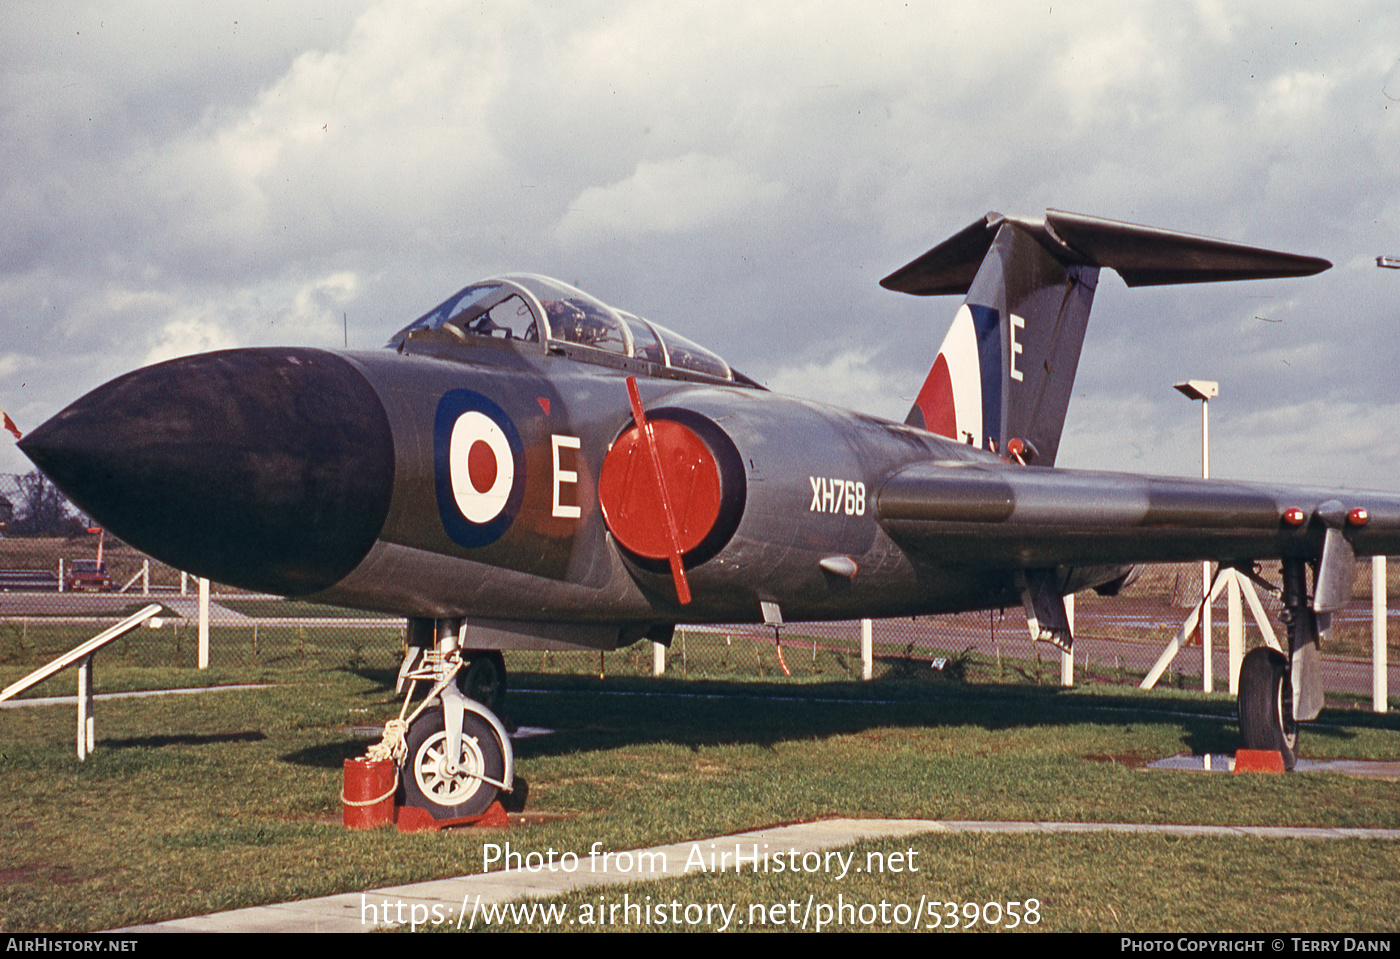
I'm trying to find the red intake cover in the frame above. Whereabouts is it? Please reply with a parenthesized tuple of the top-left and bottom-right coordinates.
(598, 420, 722, 559)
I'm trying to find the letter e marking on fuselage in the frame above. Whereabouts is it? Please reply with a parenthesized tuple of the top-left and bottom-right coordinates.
(552, 434, 582, 519)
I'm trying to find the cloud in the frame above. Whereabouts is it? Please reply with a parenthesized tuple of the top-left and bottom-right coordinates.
(289, 271, 360, 342)
(142, 313, 242, 367)
(119, 270, 363, 366)
(4, 0, 1400, 495)
(1059, 390, 1400, 490)
(557, 153, 787, 244)
(762, 348, 905, 422)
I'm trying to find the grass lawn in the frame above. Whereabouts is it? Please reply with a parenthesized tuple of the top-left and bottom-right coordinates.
(2, 661, 1399, 933)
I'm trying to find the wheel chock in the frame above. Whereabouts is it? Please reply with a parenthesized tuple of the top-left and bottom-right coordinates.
(342, 757, 397, 829)
(1233, 749, 1286, 774)
(395, 800, 509, 833)
(343, 751, 510, 831)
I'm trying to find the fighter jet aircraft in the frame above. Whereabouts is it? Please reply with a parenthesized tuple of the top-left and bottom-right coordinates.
(19, 208, 1389, 820)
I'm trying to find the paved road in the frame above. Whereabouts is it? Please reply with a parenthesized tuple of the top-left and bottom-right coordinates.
(116, 816, 1400, 933)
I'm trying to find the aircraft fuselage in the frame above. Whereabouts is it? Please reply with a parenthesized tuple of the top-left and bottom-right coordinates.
(307, 342, 1044, 626)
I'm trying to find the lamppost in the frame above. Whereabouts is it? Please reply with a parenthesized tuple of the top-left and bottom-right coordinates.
(1175, 380, 1218, 692)
(1375, 254, 1396, 710)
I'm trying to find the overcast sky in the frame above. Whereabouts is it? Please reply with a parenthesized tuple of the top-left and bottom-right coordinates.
(3, 1, 1399, 490)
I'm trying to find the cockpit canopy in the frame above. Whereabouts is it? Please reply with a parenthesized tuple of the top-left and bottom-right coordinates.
(390, 275, 753, 385)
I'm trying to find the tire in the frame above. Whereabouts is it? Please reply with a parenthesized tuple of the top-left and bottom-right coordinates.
(401, 709, 504, 818)
(1238, 647, 1298, 770)
(457, 651, 506, 714)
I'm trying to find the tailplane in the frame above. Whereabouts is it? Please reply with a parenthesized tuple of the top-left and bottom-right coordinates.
(881, 209, 1330, 466)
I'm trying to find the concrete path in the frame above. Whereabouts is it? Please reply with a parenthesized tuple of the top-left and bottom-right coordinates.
(0, 683, 276, 709)
(118, 817, 1400, 933)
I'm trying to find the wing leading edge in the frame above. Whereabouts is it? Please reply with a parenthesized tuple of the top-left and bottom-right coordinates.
(876, 461, 1400, 569)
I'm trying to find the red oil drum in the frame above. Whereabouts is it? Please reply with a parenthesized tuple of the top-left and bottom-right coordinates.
(342, 756, 396, 828)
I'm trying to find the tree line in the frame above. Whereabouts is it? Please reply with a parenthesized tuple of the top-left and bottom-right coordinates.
(0, 471, 90, 537)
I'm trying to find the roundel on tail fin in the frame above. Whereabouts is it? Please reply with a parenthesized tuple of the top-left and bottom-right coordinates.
(907, 303, 997, 448)
(909, 353, 957, 437)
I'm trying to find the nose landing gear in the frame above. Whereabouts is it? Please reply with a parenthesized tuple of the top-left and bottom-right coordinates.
(359, 617, 514, 829)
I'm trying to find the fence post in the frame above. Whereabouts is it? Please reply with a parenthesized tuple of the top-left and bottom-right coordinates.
(1375, 556, 1389, 714)
(1227, 572, 1244, 694)
(198, 577, 210, 669)
(77, 654, 94, 760)
(653, 638, 666, 676)
(861, 619, 873, 680)
(1201, 560, 1212, 692)
(1060, 593, 1074, 687)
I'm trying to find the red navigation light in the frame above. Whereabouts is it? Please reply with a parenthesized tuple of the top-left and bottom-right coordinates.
(1348, 507, 1370, 527)
(1282, 507, 1305, 527)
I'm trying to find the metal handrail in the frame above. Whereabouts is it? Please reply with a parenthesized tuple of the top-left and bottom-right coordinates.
(0, 603, 163, 703)
(0, 603, 163, 760)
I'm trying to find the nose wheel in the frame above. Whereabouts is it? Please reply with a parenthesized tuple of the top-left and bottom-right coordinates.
(402, 709, 505, 818)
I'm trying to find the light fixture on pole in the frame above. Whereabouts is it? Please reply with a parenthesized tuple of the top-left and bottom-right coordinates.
(1175, 379, 1219, 692)
(1145, 379, 1275, 699)
(1374, 254, 1395, 711)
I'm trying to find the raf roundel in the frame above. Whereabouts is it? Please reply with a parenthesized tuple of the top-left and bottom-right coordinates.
(449, 411, 514, 523)
(434, 390, 525, 548)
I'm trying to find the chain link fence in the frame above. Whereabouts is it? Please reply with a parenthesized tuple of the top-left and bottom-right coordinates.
(2, 562, 1395, 703)
(0, 472, 1394, 697)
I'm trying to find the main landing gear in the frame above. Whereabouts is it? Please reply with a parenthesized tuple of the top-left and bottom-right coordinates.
(388, 618, 513, 822)
(1237, 646, 1297, 769)
(1236, 548, 1345, 771)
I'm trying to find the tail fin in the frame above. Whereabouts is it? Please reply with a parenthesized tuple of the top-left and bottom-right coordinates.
(881, 209, 1330, 467)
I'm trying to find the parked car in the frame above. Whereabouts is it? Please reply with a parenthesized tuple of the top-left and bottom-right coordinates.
(66, 559, 112, 592)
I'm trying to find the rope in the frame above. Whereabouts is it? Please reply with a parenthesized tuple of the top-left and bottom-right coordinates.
(340, 718, 410, 807)
(340, 770, 398, 807)
(342, 660, 465, 808)
(367, 717, 409, 764)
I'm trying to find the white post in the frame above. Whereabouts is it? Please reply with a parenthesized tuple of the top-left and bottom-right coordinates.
(181, 571, 188, 596)
(198, 577, 210, 669)
(1201, 562, 1213, 692)
(861, 618, 873, 680)
(1201, 395, 1210, 478)
(652, 638, 666, 676)
(1201, 396, 1213, 694)
(76, 654, 94, 760)
(1374, 556, 1388, 713)
(1227, 571, 1243, 694)
(57, 558, 64, 593)
(142, 559, 149, 596)
(1143, 570, 1230, 689)
(1061, 593, 1075, 687)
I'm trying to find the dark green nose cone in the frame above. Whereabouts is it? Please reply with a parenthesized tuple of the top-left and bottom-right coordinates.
(19, 348, 394, 596)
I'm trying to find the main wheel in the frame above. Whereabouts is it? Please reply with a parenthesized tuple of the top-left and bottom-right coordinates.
(457, 651, 506, 715)
(1238, 647, 1297, 770)
(401, 709, 504, 819)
